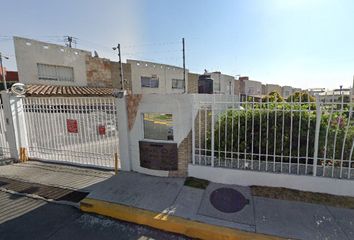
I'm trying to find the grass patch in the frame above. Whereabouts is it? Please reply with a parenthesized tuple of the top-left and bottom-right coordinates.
(251, 186, 354, 209)
(184, 177, 209, 189)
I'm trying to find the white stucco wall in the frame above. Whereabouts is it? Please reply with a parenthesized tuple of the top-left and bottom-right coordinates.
(209, 72, 235, 95)
(129, 94, 193, 176)
(282, 86, 293, 98)
(188, 165, 354, 197)
(14, 36, 90, 86)
(244, 79, 262, 96)
(266, 84, 282, 95)
(128, 59, 189, 94)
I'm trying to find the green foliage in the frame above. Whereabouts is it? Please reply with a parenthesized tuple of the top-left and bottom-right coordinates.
(286, 92, 316, 103)
(207, 105, 354, 165)
(262, 91, 284, 102)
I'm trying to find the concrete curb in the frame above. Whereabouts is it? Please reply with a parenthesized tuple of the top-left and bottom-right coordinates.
(80, 197, 283, 240)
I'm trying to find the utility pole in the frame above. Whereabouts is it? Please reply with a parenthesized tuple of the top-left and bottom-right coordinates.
(0, 52, 9, 90)
(64, 36, 77, 48)
(182, 38, 186, 93)
(113, 44, 124, 90)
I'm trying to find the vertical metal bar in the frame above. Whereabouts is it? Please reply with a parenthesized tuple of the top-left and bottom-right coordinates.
(204, 105, 207, 165)
(258, 98, 262, 171)
(251, 96, 255, 169)
(192, 95, 195, 165)
(224, 99, 228, 167)
(266, 96, 269, 171)
(297, 95, 302, 174)
(273, 96, 277, 172)
(244, 95, 248, 168)
(323, 93, 335, 176)
(340, 104, 352, 178)
(331, 94, 344, 178)
(211, 95, 215, 167)
(237, 93, 241, 168)
(348, 139, 354, 179)
(198, 104, 201, 164)
(281, 101, 285, 173)
(231, 94, 235, 167)
(313, 97, 322, 177)
(305, 100, 311, 175)
(289, 94, 293, 173)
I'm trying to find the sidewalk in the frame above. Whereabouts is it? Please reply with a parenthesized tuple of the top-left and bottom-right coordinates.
(80, 171, 354, 240)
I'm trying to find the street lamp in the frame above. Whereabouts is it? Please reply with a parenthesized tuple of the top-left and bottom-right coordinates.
(0, 52, 9, 91)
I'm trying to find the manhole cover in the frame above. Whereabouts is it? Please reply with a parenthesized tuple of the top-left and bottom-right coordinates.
(210, 188, 248, 213)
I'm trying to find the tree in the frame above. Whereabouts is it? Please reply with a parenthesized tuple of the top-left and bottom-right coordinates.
(262, 91, 284, 102)
(286, 91, 315, 103)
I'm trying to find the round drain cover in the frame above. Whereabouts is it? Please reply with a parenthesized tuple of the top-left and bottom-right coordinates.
(210, 188, 247, 213)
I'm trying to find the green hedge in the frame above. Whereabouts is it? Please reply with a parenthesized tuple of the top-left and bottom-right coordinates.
(208, 103, 354, 165)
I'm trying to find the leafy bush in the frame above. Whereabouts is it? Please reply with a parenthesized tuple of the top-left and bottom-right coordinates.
(207, 103, 354, 165)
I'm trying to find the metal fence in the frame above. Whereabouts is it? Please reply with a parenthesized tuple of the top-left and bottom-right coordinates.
(192, 94, 354, 179)
(23, 97, 119, 169)
(0, 102, 11, 160)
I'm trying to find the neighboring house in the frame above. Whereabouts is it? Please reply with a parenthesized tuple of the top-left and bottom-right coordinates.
(187, 72, 199, 93)
(293, 88, 302, 93)
(261, 84, 267, 95)
(0, 66, 19, 90)
(14, 36, 131, 90)
(127, 59, 188, 94)
(318, 88, 351, 102)
(265, 84, 282, 95)
(239, 76, 262, 97)
(282, 86, 293, 98)
(198, 71, 235, 95)
(308, 88, 326, 96)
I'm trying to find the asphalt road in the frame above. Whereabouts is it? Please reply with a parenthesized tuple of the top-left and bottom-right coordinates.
(0, 191, 189, 240)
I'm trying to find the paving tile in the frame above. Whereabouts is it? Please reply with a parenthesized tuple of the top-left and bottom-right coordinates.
(254, 197, 349, 240)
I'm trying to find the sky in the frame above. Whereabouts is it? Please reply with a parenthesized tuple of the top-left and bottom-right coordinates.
(1, 0, 354, 89)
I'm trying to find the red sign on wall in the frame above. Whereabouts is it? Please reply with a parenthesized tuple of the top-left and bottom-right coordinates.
(98, 124, 106, 135)
(67, 119, 78, 133)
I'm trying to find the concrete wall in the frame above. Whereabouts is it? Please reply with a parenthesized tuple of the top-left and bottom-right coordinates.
(112, 62, 132, 91)
(242, 79, 262, 96)
(128, 59, 188, 94)
(128, 94, 193, 176)
(188, 165, 354, 197)
(282, 86, 293, 98)
(86, 56, 113, 87)
(265, 84, 282, 95)
(187, 72, 199, 93)
(208, 72, 235, 95)
(14, 37, 90, 86)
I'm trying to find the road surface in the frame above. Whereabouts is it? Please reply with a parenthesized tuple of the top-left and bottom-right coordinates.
(0, 191, 189, 240)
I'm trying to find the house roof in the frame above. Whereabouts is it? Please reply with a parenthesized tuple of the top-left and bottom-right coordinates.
(25, 84, 114, 97)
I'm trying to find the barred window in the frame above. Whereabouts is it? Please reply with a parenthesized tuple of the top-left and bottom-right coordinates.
(37, 63, 74, 82)
(141, 76, 159, 88)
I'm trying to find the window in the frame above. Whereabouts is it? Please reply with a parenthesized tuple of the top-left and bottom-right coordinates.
(141, 76, 159, 88)
(143, 113, 173, 141)
(37, 63, 74, 82)
(172, 79, 185, 89)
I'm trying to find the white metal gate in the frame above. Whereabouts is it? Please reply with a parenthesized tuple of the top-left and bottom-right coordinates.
(23, 97, 119, 169)
(0, 101, 11, 160)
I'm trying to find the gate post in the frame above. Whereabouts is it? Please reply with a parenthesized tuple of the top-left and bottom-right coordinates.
(115, 92, 131, 171)
(1, 91, 28, 161)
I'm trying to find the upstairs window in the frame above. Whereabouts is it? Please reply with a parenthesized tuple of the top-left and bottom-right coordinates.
(172, 79, 185, 89)
(37, 63, 74, 82)
(141, 76, 159, 88)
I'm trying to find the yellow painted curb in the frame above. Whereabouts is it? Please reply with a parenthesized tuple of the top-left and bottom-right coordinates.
(80, 198, 283, 240)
